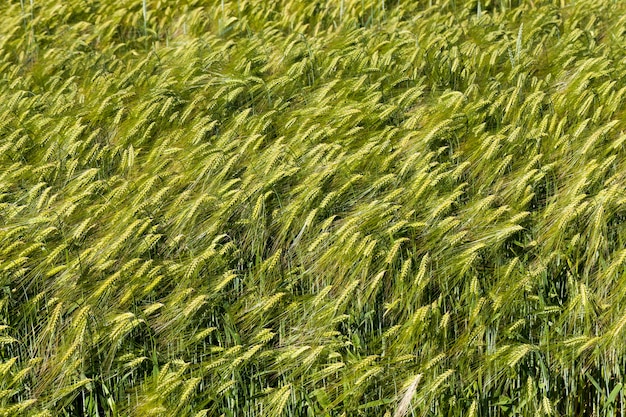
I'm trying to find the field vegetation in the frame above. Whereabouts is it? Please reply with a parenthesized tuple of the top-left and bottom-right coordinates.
(1, 0, 626, 415)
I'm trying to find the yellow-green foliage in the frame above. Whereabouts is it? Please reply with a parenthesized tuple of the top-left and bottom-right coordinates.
(1, 0, 626, 416)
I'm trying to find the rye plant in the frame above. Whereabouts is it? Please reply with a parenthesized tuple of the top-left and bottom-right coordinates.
(0, 0, 625, 416)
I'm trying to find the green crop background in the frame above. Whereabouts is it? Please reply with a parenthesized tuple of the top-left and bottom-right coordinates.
(1, 0, 626, 415)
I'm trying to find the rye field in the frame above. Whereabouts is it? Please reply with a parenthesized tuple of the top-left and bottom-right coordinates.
(1, 0, 626, 415)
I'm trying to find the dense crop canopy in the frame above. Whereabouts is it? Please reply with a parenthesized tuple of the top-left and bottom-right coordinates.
(1, 0, 626, 415)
